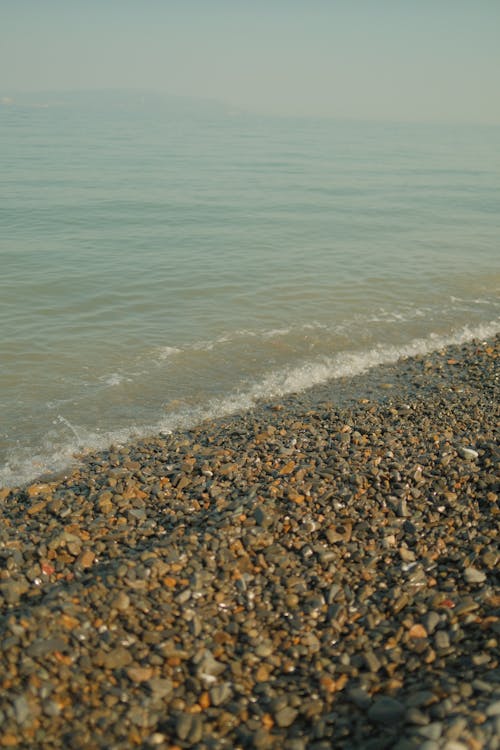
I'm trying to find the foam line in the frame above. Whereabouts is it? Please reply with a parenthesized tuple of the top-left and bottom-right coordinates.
(1, 319, 499, 490)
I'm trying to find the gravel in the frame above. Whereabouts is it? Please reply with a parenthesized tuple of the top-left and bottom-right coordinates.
(0, 335, 498, 749)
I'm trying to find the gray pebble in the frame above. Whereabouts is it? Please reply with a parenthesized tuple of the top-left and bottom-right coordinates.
(486, 700, 500, 717)
(210, 682, 232, 706)
(176, 713, 193, 741)
(367, 696, 405, 724)
(423, 611, 441, 634)
(456, 446, 479, 460)
(435, 630, 450, 650)
(418, 722, 443, 740)
(274, 706, 298, 728)
(464, 566, 486, 584)
(13, 695, 31, 725)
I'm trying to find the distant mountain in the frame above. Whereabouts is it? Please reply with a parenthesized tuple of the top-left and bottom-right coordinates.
(0, 89, 233, 116)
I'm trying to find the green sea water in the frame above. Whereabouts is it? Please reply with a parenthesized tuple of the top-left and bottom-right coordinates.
(1, 91, 499, 486)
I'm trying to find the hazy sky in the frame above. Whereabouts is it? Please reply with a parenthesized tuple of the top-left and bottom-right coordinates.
(2, 0, 500, 123)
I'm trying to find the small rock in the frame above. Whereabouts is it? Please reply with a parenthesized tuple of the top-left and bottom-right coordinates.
(274, 706, 298, 728)
(454, 596, 479, 615)
(0, 580, 29, 605)
(397, 498, 409, 518)
(464, 567, 486, 584)
(418, 722, 443, 740)
(210, 682, 232, 706)
(126, 666, 154, 683)
(27, 637, 66, 659)
(456, 446, 479, 460)
(76, 549, 95, 568)
(147, 678, 173, 699)
(254, 506, 271, 527)
(486, 700, 500, 717)
(348, 687, 371, 710)
(187, 715, 203, 744)
(111, 591, 130, 610)
(423, 611, 441, 634)
(102, 647, 132, 669)
(176, 713, 192, 741)
(195, 650, 226, 685)
(367, 696, 405, 724)
(406, 707, 430, 726)
(434, 631, 450, 650)
(13, 695, 31, 725)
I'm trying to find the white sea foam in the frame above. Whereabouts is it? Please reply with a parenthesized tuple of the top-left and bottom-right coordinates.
(156, 346, 182, 360)
(101, 373, 127, 387)
(262, 328, 292, 338)
(2, 318, 498, 490)
(248, 320, 500, 400)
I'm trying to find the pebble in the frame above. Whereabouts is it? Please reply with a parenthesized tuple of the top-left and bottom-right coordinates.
(464, 566, 487, 584)
(367, 696, 406, 724)
(435, 630, 451, 650)
(423, 611, 441, 634)
(274, 707, 299, 728)
(419, 723, 444, 740)
(210, 682, 232, 706)
(486, 700, 500, 717)
(456, 446, 479, 460)
(0, 335, 498, 749)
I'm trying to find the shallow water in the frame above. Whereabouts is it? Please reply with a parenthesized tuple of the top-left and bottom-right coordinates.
(1, 92, 499, 486)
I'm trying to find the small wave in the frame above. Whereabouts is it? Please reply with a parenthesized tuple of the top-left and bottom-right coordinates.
(185, 323, 330, 352)
(156, 346, 182, 360)
(2, 318, 498, 491)
(265, 320, 500, 397)
(101, 373, 127, 387)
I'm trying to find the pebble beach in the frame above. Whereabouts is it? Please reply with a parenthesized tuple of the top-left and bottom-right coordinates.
(0, 336, 498, 750)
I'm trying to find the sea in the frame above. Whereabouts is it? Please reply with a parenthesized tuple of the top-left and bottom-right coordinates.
(1, 91, 499, 488)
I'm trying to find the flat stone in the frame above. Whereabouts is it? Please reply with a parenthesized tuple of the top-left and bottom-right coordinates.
(454, 596, 479, 615)
(0, 580, 29, 605)
(13, 695, 31, 725)
(486, 700, 500, 717)
(347, 687, 371, 710)
(274, 706, 298, 728)
(27, 637, 66, 658)
(147, 678, 173, 699)
(423, 611, 441, 634)
(195, 650, 226, 685)
(176, 713, 193, 741)
(367, 696, 405, 724)
(456, 446, 479, 460)
(210, 682, 232, 706)
(126, 666, 154, 682)
(102, 647, 132, 669)
(418, 723, 443, 740)
(434, 630, 450, 650)
(464, 567, 486, 584)
(76, 549, 95, 568)
(111, 591, 130, 610)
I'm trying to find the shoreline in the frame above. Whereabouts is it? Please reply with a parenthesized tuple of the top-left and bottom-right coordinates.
(2, 319, 500, 492)
(0, 336, 498, 749)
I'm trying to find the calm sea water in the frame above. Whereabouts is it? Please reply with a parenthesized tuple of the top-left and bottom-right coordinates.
(1, 92, 499, 487)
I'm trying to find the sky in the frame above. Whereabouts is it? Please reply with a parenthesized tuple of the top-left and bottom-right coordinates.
(2, 0, 500, 123)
